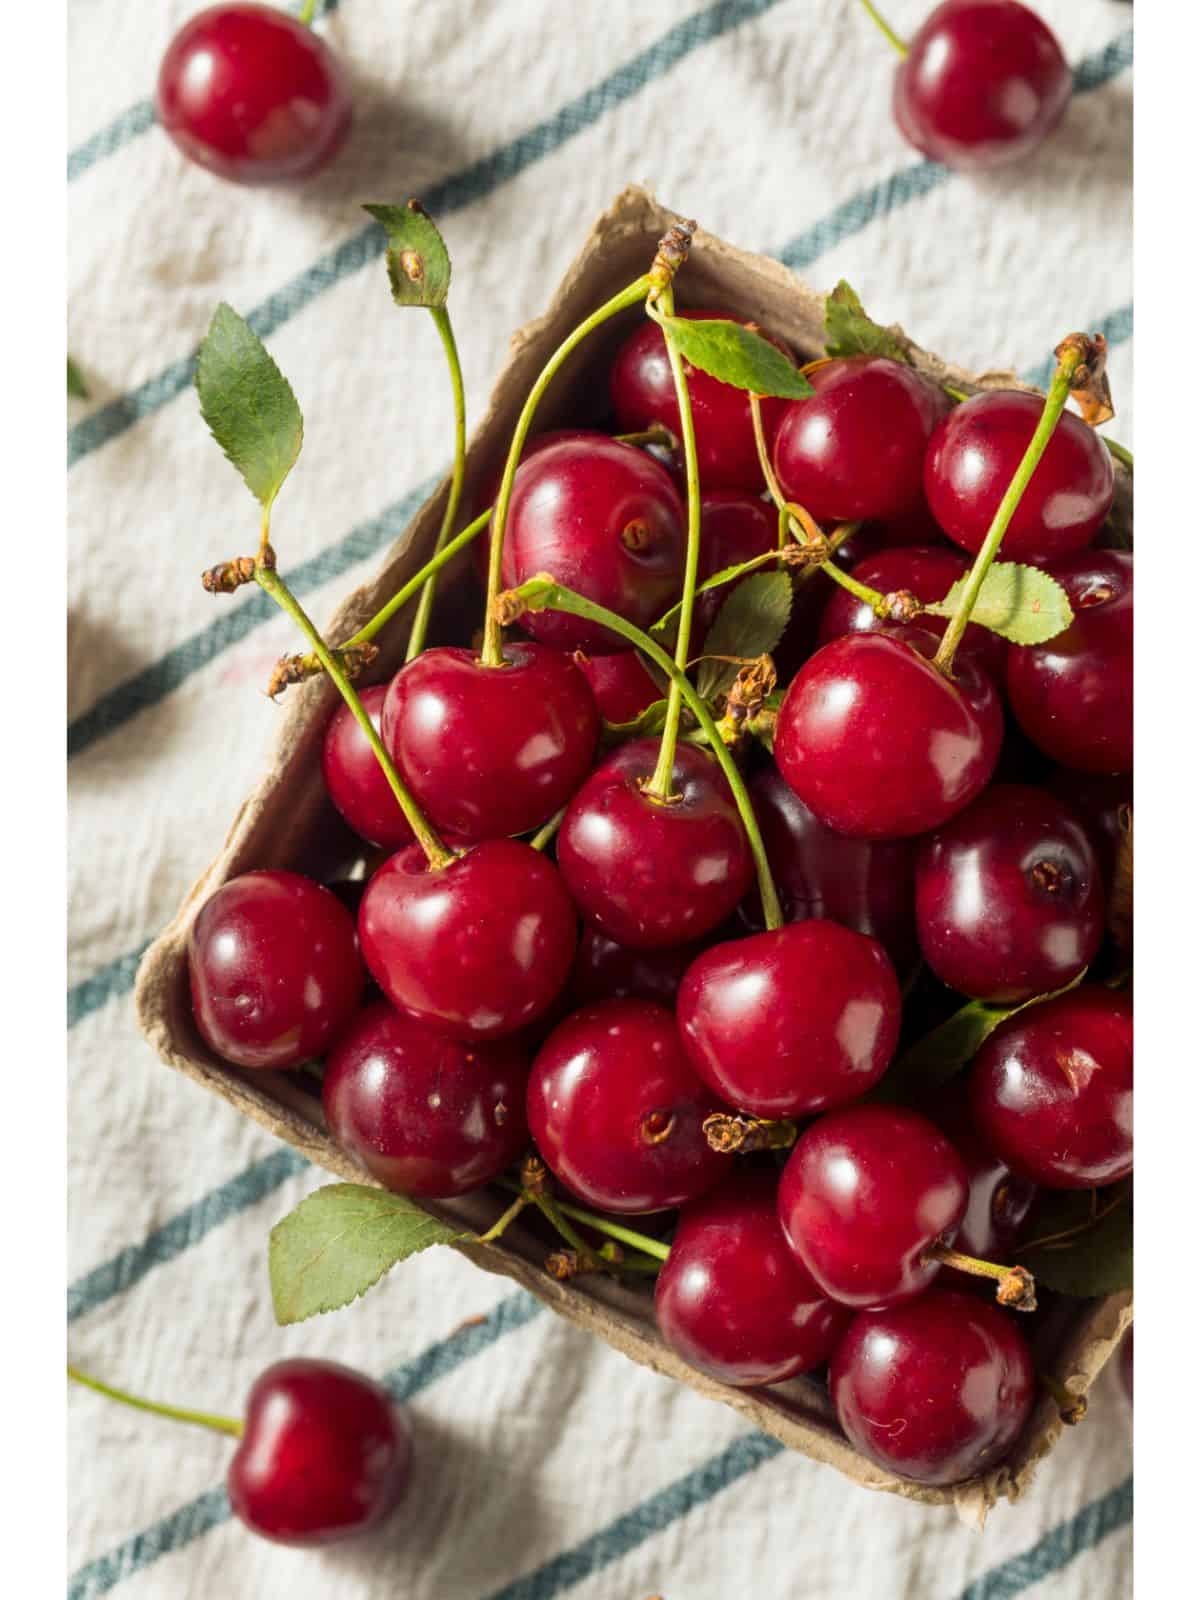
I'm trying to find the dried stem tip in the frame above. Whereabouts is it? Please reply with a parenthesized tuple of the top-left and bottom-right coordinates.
(780, 538, 830, 570)
(996, 1265, 1038, 1313)
(545, 1249, 584, 1281)
(266, 641, 379, 699)
(648, 220, 696, 293)
(520, 1154, 551, 1196)
(493, 588, 529, 627)
(884, 588, 922, 623)
(725, 655, 777, 723)
(201, 556, 256, 594)
(1055, 332, 1115, 426)
(703, 1112, 798, 1154)
(1040, 1372, 1089, 1426)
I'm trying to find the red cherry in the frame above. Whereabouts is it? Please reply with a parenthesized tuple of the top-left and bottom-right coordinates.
(892, 1, 1071, 173)
(609, 309, 789, 490)
(773, 628, 1003, 839)
(772, 357, 949, 525)
(924, 391, 1114, 564)
(568, 926, 702, 1010)
(499, 436, 685, 653)
(655, 1170, 850, 1387)
(557, 739, 754, 949)
(321, 685, 413, 851)
(1007, 550, 1132, 774)
(1046, 770, 1132, 891)
(968, 985, 1133, 1189)
(227, 1359, 410, 1546)
(778, 1104, 968, 1309)
(471, 429, 598, 588)
(830, 1290, 1035, 1485)
(156, 4, 351, 185)
(322, 1002, 528, 1199)
(677, 921, 901, 1118)
(189, 870, 363, 1069)
(526, 999, 730, 1213)
(693, 491, 778, 634)
(914, 784, 1104, 1003)
(358, 839, 576, 1041)
(572, 648, 662, 725)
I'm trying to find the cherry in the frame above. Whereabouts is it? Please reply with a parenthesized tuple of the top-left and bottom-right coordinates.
(654, 1170, 850, 1387)
(557, 739, 754, 949)
(609, 309, 789, 490)
(526, 999, 730, 1213)
(228, 1359, 411, 1545)
(914, 783, 1104, 1003)
(155, 4, 352, 185)
(1006, 550, 1132, 775)
(381, 642, 598, 842)
(321, 684, 414, 851)
(499, 435, 685, 653)
(772, 357, 948, 525)
(830, 1290, 1035, 1485)
(358, 839, 576, 1041)
(189, 870, 363, 1069)
(773, 628, 1003, 840)
(678, 921, 901, 1118)
(924, 391, 1114, 564)
(968, 985, 1133, 1189)
(573, 648, 662, 724)
(1046, 770, 1132, 891)
(694, 491, 778, 633)
(892, 1, 1072, 173)
(323, 1002, 528, 1198)
(568, 926, 702, 1010)
(778, 1103, 968, 1309)
(471, 429, 595, 588)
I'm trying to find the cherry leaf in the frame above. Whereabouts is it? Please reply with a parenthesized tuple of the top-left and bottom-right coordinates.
(1021, 1186, 1133, 1297)
(195, 303, 303, 513)
(923, 562, 1074, 646)
(269, 1182, 464, 1325)
(696, 570, 793, 701)
(67, 355, 89, 399)
(654, 313, 813, 399)
(651, 553, 777, 645)
(823, 280, 911, 364)
(363, 201, 452, 309)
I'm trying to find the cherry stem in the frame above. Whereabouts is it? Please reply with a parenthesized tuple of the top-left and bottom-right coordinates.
(405, 306, 467, 662)
(856, 0, 909, 56)
(254, 562, 453, 869)
(614, 423, 679, 452)
(498, 1178, 670, 1263)
(529, 806, 566, 852)
(927, 1244, 1038, 1312)
(703, 1112, 797, 1154)
(497, 577, 783, 930)
(1039, 1372, 1088, 1426)
(297, 0, 318, 26)
(933, 342, 1086, 675)
(476, 1192, 530, 1244)
(1103, 436, 1133, 472)
(67, 1365, 243, 1439)
(480, 275, 653, 668)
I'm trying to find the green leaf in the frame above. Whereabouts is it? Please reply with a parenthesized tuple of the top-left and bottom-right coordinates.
(1021, 1187, 1133, 1297)
(363, 201, 452, 309)
(923, 562, 1074, 646)
(824, 280, 911, 364)
(269, 1182, 464, 1325)
(651, 553, 777, 646)
(195, 304, 303, 512)
(696, 570, 793, 701)
(602, 697, 670, 740)
(655, 313, 813, 399)
(67, 355, 89, 399)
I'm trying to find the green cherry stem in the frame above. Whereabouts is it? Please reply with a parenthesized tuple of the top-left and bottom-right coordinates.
(1103, 436, 1133, 473)
(498, 1178, 670, 1263)
(856, 0, 909, 56)
(297, 0, 318, 26)
(480, 274, 653, 668)
(529, 806, 566, 852)
(406, 306, 468, 661)
(476, 1192, 531, 1244)
(68, 1365, 243, 1439)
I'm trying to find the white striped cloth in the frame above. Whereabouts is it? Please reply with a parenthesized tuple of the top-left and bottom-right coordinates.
(67, 2, 1133, 1595)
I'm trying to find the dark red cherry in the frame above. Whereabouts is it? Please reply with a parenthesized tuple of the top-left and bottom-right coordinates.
(830, 1291, 1035, 1485)
(922, 1082, 1037, 1286)
(358, 839, 576, 1041)
(156, 4, 351, 185)
(969, 985, 1133, 1189)
(227, 1359, 410, 1546)
(381, 642, 598, 842)
(558, 739, 753, 949)
(573, 649, 662, 724)
(321, 685, 413, 851)
(892, 0, 1071, 172)
(915, 784, 1104, 1003)
(655, 1170, 850, 1387)
(678, 921, 901, 1119)
(472, 429, 597, 588)
(773, 628, 1003, 839)
(189, 870, 363, 1069)
(1046, 770, 1132, 891)
(526, 999, 730, 1213)
(694, 491, 779, 633)
(1007, 550, 1132, 774)
(500, 436, 685, 653)
(778, 1104, 968, 1309)
(772, 357, 949, 525)
(568, 926, 702, 1010)
(925, 391, 1114, 564)
(609, 309, 789, 491)
(322, 1002, 528, 1199)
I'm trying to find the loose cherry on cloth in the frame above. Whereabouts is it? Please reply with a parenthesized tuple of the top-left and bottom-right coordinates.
(574, 649, 662, 724)
(568, 927, 703, 1010)
(557, 738, 754, 949)
(655, 1170, 850, 1388)
(969, 985, 1133, 1189)
(155, 4, 352, 185)
(358, 839, 577, 1041)
(677, 921, 902, 1118)
(609, 309, 789, 491)
(189, 870, 363, 1069)
(924, 391, 1114, 564)
(914, 783, 1104, 1003)
(228, 1359, 411, 1546)
(381, 642, 598, 841)
(526, 999, 730, 1214)
(773, 628, 1003, 840)
(322, 1002, 529, 1199)
(891, 0, 1072, 173)
(830, 1290, 1035, 1485)
(778, 1104, 968, 1309)
(1007, 550, 1133, 775)
(322, 684, 414, 851)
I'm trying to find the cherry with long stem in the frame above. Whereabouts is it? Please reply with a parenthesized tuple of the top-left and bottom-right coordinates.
(68, 1365, 243, 1438)
(925, 1244, 1037, 1311)
(405, 307, 468, 661)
